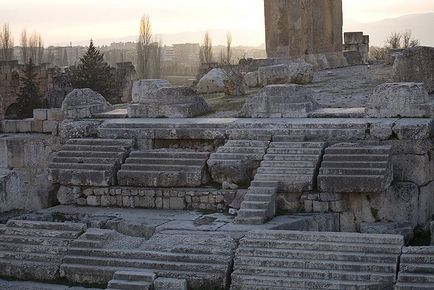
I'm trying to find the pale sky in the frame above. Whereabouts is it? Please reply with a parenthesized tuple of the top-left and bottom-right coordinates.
(0, 0, 433, 46)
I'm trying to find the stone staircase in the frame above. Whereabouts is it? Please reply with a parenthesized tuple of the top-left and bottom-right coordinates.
(61, 229, 236, 290)
(49, 138, 134, 186)
(396, 247, 434, 289)
(207, 140, 269, 185)
(107, 270, 156, 290)
(318, 144, 393, 193)
(231, 230, 404, 289)
(235, 135, 324, 224)
(0, 220, 86, 281)
(117, 150, 210, 187)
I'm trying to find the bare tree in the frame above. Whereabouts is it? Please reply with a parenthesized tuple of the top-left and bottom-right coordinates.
(137, 15, 153, 78)
(28, 32, 44, 64)
(36, 33, 44, 64)
(0, 23, 14, 61)
(226, 32, 232, 64)
(402, 30, 420, 48)
(200, 31, 213, 64)
(386, 32, 402, 49)
(20, 29, 29, 64)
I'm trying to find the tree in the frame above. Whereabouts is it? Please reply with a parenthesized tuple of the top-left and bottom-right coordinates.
(0, 23, 14, 61)
(71, 40, 117, 101)
(62, 49, 68, 66)
(386, 31, 420, 49)
(402, 30, 420, 48)
(137, 15, 153, 78)
(200, 31, 213, 64)
(29, 32, 44, 64)
(16, 59, 41, 118)
(226, 32, 232, 64)
(20, 29, 29, 64)
(386, 32, 402, 49)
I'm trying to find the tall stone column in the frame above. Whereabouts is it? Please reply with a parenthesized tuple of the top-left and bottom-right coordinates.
(264, 0, 343, 59)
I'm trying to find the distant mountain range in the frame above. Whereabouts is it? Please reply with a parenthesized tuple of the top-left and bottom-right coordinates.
(63, 13, 434, 48)
(345, 13, 434, 47)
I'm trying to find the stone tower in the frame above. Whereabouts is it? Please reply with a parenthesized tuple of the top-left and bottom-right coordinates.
(264, 0, 343, 59)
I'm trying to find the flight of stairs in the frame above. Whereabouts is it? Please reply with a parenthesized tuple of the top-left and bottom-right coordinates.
(0, 220, 86, 281)
(117, 150, 210, 187)
(207, 140, 269, 185)
(231, 230, 404, 289)
(107, 270, 156, 290)
(61, 229, 236, 289)
(396, 246, 434, 289)
(318, 144, 393, 193)
(235, 135, 325, 224)
(49, 138, 134, 186)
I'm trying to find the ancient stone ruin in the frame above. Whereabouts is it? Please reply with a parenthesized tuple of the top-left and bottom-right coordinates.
(1, 1, 434, 289)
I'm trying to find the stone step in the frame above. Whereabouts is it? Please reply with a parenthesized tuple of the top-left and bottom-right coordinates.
(325, 146, 392, 155)
(243, 194, 274, 202)
(319, 168, 387, 176)
(217, 147, 267, 154)
(125, 157, 205, 166)
(264, 154, 319, 161)
(266, 148, 323, 155)
(398, 273, 434, 283)
(260, 160, 317, 168)
(318, 175, 387, 193)
(0, 242, 64, 255)
(272, 135, 306, 142)
(241, 201, 270, 210)
(236, 209, 268, 219)
(57, 151, 126, 159)
(67, 248, 232, 264)
(257, 167, 315, 175)
(63, 255, 229, 273)
(49, 162, 115, 171)
(107, 279, 152, 290)
(62, 144, 127, 152)
(121, 164, 203, 172)
(245, 231, 403, 245)
(247, 187, 277, 194)
(61, 263, 225, 289)
(240, 239, 401, 254)
(117, 170, 203, 187)
(129, 151, 209, 159)
(320, 161, 389, 169)
(400, 262, 434, 273)
(49, 168, 115, 187)
(209, 153, 264, 161)
(70, 239, 103, 249)
(0, 234, 71, 247)
(225, 140, 270, 147)
(51, 156, 121, 164)
(395, 282, 434, 289)
(66, 138, 134, 147)
(250, 181, 279, 188)
(236, 248, 399, 264)
(234, 256, 396, 273)
(0, 250, 60, 263)
(323, 154, 390, 162)
(233, 266, 394, 282)
(254, 174, 313, 182)
(269, 142, 324, 148)
(113, 270, 156, 282)
(2, 227, 83, 239)
(6, 220, 86, 232)
(0, 258, 60, 281)
(231, 274, 388, 289)
(234, 216, 267, 225)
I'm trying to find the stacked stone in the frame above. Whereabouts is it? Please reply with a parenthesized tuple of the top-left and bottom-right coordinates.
(396, 247, 434, 289)
(1, 108, 63, 134)
(343, 32, 369, 64)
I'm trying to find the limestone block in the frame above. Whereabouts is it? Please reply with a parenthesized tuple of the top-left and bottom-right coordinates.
(169, 197, 185, 210)
(369, 120, 396, 140)
(243, 71, 259, 88)
(258, 64, 289, 87)
(392, 154, 431, 186)
(61, 88, 112, 120)
(31, 120, 44, 133)
(42, 121, 58, 134)
(240, 84, 318, 118)
(344, 51, 363, 66)
(419, 182, 434, 226)
(393, 46, 434, 93)
(287, 62, 314, 84)
(59, 120, 101, 140)
(132, 79, 171, 103)
(57, 186, 78, 205)
(33, 109, 48, 121)
(313, 201, 329, 213)
(1, 120, 16, 133)
(87, 196, 101, 207)
(360, 222, 414, 243)
(16, 120, 32, 133)
(154, 278, 187, 290)
(344, 32, 364, 44)
(392, 119, 434, 140)
(47, 108, 64, 121)
(208, 159, 259, 186)
(366, 83, 432, 118)
(196, 68, 228, 93)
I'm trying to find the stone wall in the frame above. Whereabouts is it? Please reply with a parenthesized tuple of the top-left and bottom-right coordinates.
(57, 186, 239, 211)
(343, 32, 369, 64)
(264, 0, 343, 59)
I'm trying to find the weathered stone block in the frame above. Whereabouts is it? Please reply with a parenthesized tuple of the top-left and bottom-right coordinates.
(16, 120, 32, 133)
(47, 108, 64, 121)
(61, 88, 112, 120)
(132, 79, 171, 103)
(258, 64, 289, 86)
(33, 109, 48, 121)
(42, 121, 58, 134)
(154, 278, 187, 290)
(197, 68, 228, 93)
(243, 71, 259, 88)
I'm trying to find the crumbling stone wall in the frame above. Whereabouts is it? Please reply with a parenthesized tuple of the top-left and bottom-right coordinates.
(343, 32, 369, 64)
(264, 0, 343, 58)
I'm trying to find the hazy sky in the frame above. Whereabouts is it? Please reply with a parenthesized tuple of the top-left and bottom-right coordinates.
(1, 0, 433, 46)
